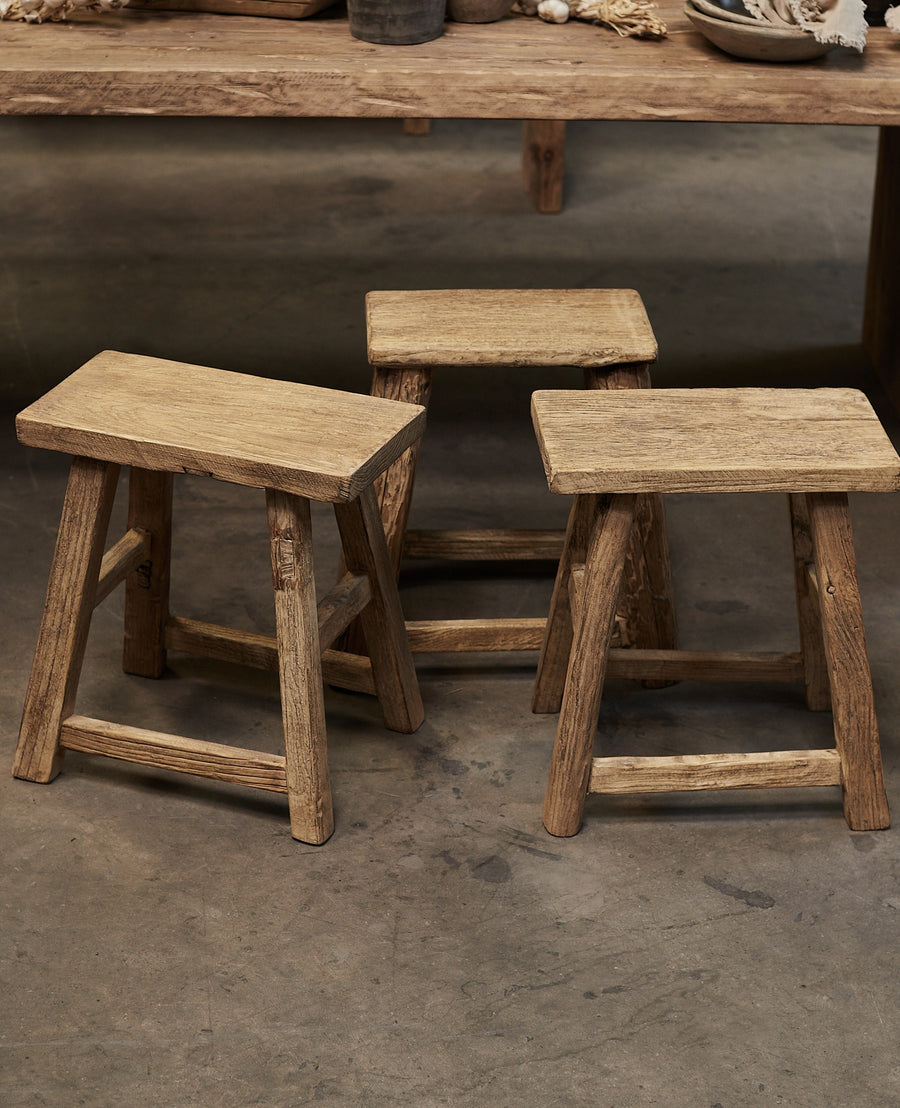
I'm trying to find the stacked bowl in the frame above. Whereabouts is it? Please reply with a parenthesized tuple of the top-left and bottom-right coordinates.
(683, 0, 837, 59)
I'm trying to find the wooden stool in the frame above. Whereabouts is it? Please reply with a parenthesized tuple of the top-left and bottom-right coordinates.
(12, 351, 426, 845)
(353, 288, 678, 660)
(531, 387, 899, 835)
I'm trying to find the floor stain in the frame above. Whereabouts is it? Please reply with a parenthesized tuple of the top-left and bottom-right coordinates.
(703, 875, 775, 909)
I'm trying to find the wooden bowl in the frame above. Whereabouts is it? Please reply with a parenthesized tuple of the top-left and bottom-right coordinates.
(683, 2, 837, 60)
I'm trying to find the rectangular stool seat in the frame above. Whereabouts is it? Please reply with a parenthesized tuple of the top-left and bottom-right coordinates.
(366, 289, 658, 369)
(16, 351, 426, 503)
(532, 387, 900, 494)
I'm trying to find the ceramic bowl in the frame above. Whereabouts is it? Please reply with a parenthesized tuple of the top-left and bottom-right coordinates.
(683, 2, 837, 60)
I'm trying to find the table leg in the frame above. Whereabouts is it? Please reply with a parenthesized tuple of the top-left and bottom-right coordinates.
(864, 125, 900, 408)
(522, 121, 566, 214)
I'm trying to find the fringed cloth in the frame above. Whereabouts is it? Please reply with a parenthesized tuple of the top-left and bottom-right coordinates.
(743, 0, 868, 51)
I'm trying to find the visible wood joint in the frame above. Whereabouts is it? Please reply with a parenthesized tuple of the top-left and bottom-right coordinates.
(317, 572, 372, 652)
(95, 528, 151, 608)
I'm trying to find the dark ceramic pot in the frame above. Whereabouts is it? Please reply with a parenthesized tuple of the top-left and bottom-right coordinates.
(348, 0, 447, 43)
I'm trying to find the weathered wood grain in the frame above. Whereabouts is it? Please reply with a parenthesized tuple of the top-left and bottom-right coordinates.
(166, 615, 279, 669)
(532, 388, 900, 495)
(367, 364, 434, 575)
(94, 527, 150, 609)
(808, 492, 890, 830)
(366, 289, 657, 368)
(405, 617, 546, 653)
(123, 468, 173, 678)
(585, 362, 678, 670)
(267, 488, 334, 844)
(589, 749, 842, 795)
(61, 715, 289, 793)
(0, 9, 896, 125)
(334, 486, 424, 733)
(542, 494, 636, 837)
(403, 528, 565, 561)
(16, 351, 426, 504)
(316, 571, 372, 651)
(608, 649, 803, 683)
(14, 458, 119, 783)
(788, 492, 831, 711)
(533, 493, 603, 715)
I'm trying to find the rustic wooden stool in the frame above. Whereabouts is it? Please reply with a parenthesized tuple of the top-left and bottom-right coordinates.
(531, 387, 899, 836)
(12, 351, 427, 845)
(353, 288, 678, 659)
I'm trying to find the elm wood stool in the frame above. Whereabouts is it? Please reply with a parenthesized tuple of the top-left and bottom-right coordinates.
(351, 288, 677, 660)
(531, 387, 899, 836)
(12, 351, 426, 845)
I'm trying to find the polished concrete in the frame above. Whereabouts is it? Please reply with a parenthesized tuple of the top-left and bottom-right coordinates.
(1, 116, 898, 1106)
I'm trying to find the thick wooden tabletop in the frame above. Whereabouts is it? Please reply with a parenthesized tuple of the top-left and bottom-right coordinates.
(0, 4, 898, 124)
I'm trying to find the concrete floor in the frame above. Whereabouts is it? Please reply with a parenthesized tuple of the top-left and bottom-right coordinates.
(1, 116, 899, 1106)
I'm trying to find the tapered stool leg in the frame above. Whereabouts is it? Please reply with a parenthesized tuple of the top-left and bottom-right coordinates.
(123, 468, 173, 679)
(334, 485, 424, 734)
(14, 457, 120, 783)
(586, 364, 678, 662)
(368, 365, 435, 578)
(267, 488, 334, 845)
(808, 492, 890, 830)
(542, 494, 636, 837)
(340, 365, 434, 655)
(532, 493, 602, 714)
(788, 493, 831, 711)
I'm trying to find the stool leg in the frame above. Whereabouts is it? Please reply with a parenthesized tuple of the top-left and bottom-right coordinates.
(807, 492, 890, 831)
(267, 488, 334, 845)
(542, 494, 636, 837)
(340, 365, 434, 655)
(788, 493, 831, 711)
(14, 457, 119, 783)
(532, 493, 602, 714)
(368, 365, 435, 577)
(334, 486, 424, 734)
(123, 468, 173, 679)
(586, 364, 678, 663)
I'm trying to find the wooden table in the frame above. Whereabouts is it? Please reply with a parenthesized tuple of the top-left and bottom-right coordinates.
(1, 4, 899, 400)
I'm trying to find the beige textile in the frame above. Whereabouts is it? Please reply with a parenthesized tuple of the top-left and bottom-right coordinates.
(744, 0, 868, 50)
